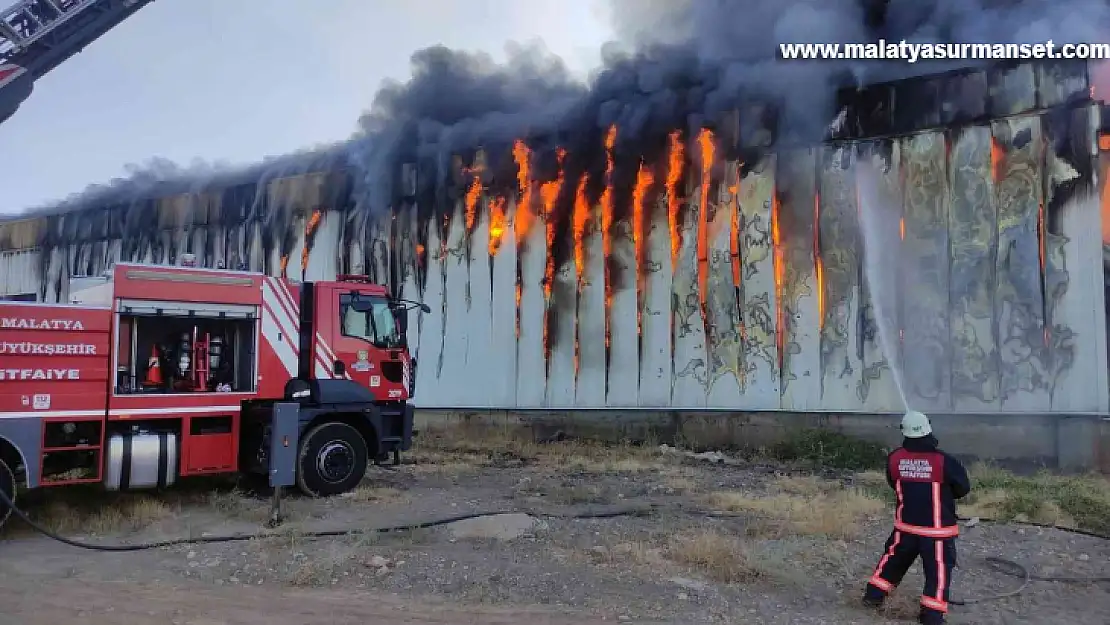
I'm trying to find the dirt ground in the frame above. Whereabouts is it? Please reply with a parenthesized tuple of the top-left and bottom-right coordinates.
(1, 427, 1108, 624)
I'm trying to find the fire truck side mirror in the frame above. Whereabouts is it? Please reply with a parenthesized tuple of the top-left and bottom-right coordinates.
(392, 306, 409, 336)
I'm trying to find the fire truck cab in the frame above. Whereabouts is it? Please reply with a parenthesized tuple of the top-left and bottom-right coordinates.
(0, 261, 424, 514)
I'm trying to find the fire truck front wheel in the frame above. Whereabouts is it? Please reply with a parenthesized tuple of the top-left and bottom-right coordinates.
(295, 422, 369, 497)
(0, 458, 14, 529)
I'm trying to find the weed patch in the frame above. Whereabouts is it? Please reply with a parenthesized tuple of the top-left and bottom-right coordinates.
(960, 464, 1110, 534)
(416, 423, 666, 474)
(769, 429, 887, 471)
(707, 476, 886, 540)
(666, 530, 763, 583)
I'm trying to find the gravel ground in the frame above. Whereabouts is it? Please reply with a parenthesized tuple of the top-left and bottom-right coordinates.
(0, 445, 1107, 624)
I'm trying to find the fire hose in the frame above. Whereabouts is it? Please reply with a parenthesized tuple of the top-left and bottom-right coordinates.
(0, 486, 1107, 608)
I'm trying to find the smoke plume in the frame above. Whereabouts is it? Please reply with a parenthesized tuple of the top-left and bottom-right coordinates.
(11, 0, 1110, 220)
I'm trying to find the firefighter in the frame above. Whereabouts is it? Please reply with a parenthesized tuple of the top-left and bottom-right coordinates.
(862, 410, 972, 625)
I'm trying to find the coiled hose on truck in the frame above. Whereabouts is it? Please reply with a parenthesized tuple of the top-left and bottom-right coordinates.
(0, 486, 1107, 608)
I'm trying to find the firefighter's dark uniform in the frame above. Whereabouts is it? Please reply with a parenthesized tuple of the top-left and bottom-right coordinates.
(863, 435, 971, 624)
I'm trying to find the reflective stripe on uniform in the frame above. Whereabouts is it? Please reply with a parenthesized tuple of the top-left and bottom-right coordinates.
(933, 539, 948, 607)
(894, 520, 958, 538)
(869, 529, 902, 591)
(868, 575, 894, 592)
(921, 595, 948, 612)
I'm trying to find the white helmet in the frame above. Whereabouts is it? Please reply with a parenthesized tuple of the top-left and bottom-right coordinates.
(901, 410, 932, 438)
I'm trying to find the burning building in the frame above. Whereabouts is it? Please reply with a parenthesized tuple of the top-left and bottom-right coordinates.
(2, 56, 1110, 436)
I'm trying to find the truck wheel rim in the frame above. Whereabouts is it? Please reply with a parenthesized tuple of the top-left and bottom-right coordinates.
(316, 441, 355, 484)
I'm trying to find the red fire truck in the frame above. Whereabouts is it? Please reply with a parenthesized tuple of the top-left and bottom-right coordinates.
(0, 260, 424, 517)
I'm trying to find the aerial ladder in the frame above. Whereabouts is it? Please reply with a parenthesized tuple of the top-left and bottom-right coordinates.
(0, 0, 154, 125)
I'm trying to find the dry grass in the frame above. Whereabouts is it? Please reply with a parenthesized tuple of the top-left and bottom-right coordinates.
(665, 530, 765, 583)
(958, 463, 1110, 533)
(346, 485, 405, 504)
(585, 540, 665, 567)
(661, 473, 699, 494)
(21, 492, 174, 535)
(706, 476, 886, 541)
(284, 533, 380, 586)
(414, 423, 665, 474)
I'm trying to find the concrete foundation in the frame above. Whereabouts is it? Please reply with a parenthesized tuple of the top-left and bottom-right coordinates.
(415, 409, 1110, 473)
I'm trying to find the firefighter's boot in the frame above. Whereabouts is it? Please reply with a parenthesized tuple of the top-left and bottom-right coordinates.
(918, 608, 945, 625)
(861, 586, 885, 609)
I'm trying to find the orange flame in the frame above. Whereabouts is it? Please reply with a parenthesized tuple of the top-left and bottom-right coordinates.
(515, 281, 522, 339)
(899, 217, 905, 240)
(814, 194, 824, 328)
(540, 149, 566, 302)
(601, 125, 617, 350)
(464, 174, 482, 232)
(488, 197, 507, 255)
(696, 129, 715, 324)
(665, 131, 685, 268)
(573, 175, 590, 284)
(632, 161, 654, 339)
(729, 176, 741, 292)
(301, 209, 322, 276)
(540, 149, 566, 360)
(513, 140, 534, 242)
(770, 189, 785, 373)
(990, 137, 1003, 182)
(600, 125, 617, 262)
(280, 255, 289, 277)
(416, 243, 426, 256)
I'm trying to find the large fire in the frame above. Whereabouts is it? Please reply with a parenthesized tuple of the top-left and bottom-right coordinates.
(631, 161, 653, 339)
(665, 130, 685, 268)
(513, 139, 534, 243)
(488, 197, 507, 255)
(770, 189, 785, 372)
(572, 174, 589, 380)
(464, 170, 482, 232)
(540, 149, 566, 302)
(302, 209, 322, 276)
(540, 149, 565, 357)
(573, 175, 590, 288)
(601, 125, 617, 350)
(696, 129, 715, 326)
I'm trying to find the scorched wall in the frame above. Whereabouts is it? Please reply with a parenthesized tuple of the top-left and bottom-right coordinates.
(1, 61, 1108, 416)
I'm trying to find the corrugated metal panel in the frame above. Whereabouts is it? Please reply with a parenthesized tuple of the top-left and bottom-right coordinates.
(0, 248, 40, 297)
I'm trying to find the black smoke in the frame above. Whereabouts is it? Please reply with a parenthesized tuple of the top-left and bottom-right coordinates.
(10, 0, 1110, 223)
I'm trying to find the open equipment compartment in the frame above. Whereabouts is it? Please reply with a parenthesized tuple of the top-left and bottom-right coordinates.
(113, 298, 259, 396)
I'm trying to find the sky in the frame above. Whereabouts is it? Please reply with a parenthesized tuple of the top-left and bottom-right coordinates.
(0, 0, 615, 213)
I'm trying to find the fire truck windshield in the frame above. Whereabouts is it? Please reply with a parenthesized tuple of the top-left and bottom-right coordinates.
(339, 293, 400, 349)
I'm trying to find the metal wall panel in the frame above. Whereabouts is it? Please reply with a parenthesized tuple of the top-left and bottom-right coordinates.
(2, 107, 1105, 414)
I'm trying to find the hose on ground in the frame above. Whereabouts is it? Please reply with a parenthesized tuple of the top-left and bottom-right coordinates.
(1, 487, 1107, 608)
(681, 504, 1110, 605)
(946, 516, 1110, 605)
(0, 485, 649, 552)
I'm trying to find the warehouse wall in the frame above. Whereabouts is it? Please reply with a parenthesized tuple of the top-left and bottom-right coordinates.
(1, 107, 1106, 414)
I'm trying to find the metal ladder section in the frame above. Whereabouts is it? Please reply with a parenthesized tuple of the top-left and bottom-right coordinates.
(0, 0, 95, 56)
(0, 0, 152, 81)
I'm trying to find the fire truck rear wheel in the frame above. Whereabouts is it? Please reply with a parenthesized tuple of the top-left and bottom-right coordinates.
(0, 458, 14, 529)
(295, 422, 368, 498)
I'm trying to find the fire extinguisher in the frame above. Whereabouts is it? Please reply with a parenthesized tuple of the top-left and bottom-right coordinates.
(176, 331, 192, 378)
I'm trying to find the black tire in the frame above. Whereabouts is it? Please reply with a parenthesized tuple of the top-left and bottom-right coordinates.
(0, 458, 15, 529)
(295, 422, 368, 497)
